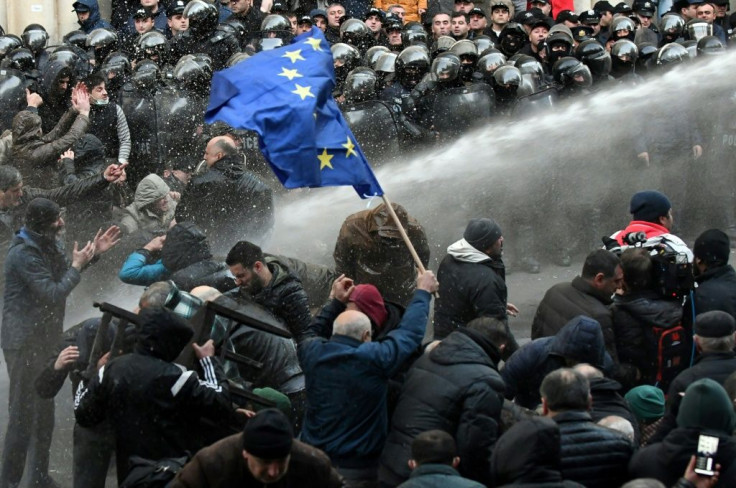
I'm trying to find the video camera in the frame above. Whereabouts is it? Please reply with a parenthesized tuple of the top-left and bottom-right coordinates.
(604, 232, 694, 301)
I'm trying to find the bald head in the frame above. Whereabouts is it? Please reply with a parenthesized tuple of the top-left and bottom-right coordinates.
(204, 135, 238, 167)
(333, 310, 372, 342)
(190, 286, 222, 302)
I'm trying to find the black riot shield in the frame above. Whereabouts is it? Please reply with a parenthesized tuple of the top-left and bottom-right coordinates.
(156, 87, 207, 163)
(0, 68, 26, 132)
(342, 99, 401, 165)
(120, 83, 162, 185)
(512, 86, 559, 119)
(421, 83, 496, 138)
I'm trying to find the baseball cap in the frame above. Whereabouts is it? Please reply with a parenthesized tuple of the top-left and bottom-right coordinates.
(72, 2, 91, 12)
(556, 10, 579, 23)
(133, 6, 154, 19)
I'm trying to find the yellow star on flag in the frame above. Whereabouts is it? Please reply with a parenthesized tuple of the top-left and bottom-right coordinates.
(318, 148, 334, 170)
(292, 84, 315, 100)
(282, 49, 305, 63)
(278, 67, 302, 80)
(304, 37, 323, 51)
(342, 137, 357, 158)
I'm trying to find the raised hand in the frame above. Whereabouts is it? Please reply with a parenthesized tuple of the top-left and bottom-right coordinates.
(93, 226, 122, 255)
(72, 240, 96, 270)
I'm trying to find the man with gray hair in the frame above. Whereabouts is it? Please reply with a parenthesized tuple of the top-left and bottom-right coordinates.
(299, 271, 439, 488)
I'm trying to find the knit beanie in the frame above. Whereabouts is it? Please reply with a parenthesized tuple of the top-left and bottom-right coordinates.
(25, 198, 60, 233)
(625, 385, 665, 421)
(348, 284, 388, 329)
(694, 229, 730, 266)
(629, 190, 671, 223)
(242, 409, 294, 459)
(676, 378, 736, 434)
(464, 218, 503, 251)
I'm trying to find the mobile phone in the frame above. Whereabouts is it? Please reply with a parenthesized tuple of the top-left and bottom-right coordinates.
(694, 434, 719, 477)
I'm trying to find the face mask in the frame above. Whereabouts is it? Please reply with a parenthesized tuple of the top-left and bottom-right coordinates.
(92, 98, 109, 106)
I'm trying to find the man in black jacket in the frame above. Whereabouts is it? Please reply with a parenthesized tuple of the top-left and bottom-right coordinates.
(225, 241, 311, 343)
(433, 217, 519, 357)
(379, 317, 508, 487)
(74, 307, 234, 485)
(541, 368, 633, 488)
(1, 198, 120, 488)
(175, 135, 274, 246)
(692, 228, 736, 318)
(531, 249, 622, 364)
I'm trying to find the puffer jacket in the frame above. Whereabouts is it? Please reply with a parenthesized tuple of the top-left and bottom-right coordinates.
(74, 309, 233, 484)
(374, 0, 428, 23)
(531, 276, 618, 363)
(492, 417, 585, 488)
(75, 0, 113, 32)
(118, 173, 175, 234)
(502, 316, 613, 409)
(612, 290, 683, 385)
(226, 256, 311, 343)
(379, 328, 505, 487)
(12, 106, 89, 189)
(175, 154, 273, 245)
(333, 202, 429, 305)
(553, 410, 634, 488)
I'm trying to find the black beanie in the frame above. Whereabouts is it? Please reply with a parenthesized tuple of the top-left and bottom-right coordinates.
(694, 310, 735, 338)
(464, 218, 502, 251)
(629, 190, 671, 223)
(25, 198, 60, 233)
(242, 409, 293, 459)
(694, 229, 730, 265)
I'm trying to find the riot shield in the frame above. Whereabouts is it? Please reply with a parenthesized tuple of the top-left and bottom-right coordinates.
(342, 99, 402, 165)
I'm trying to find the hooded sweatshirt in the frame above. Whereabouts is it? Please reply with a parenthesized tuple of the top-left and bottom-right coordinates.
(75, 0, 113, 33)
(118, 174, 175, 234)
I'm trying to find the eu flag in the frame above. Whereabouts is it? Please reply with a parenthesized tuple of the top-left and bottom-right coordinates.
(205, 27, 384, 198)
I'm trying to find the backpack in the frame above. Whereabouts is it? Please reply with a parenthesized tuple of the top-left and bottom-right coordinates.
(651, 323, 689, 393)
(120, 455, 189, 488)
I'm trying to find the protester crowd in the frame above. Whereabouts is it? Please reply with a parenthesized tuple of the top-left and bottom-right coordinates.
(1, 0, 736, 486)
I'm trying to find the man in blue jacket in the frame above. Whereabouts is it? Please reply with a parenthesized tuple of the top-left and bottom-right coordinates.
(73, 0, 113, 33)
(299, 271, 439, 488)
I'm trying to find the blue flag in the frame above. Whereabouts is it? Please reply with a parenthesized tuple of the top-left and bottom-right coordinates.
(205, 27, 384, 198)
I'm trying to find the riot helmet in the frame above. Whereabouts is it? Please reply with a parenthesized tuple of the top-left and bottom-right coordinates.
(475, 50, 507, 84)
(696, 35, 725, 56)
(101, 51, 131, 93)
(174, 54, 213, 94)
(211, 23, 240, 48)
(63, 30, 88, 50)
(343, 67, 378, 103)
(545, 31, 574, 67)
(609, 16, 636, 41)
(515, 54, 545, 90)
(261, 14, 293, 40)
(680, 39, 697, 59)
(685, 18, 713, 41)
(401, 26, 429, 48)
(0, 36, 23, 59)
(184, 0, 219, 38)
(21, 24, 48, 54)
(656, 42, 689, 68)
(87, 28, 119, 63)
(5, 48, 35, 72)
(659, 14, 686, 44)
(223, 17, 247, 44)
(450, 39, 478, 81)
(430, 52, 462, 86)
(132, 59, 160, 90)
(340, 19, 373, 50)
(497, 22, 526, 57)
(473, 35, 496, 57)
(635, 42, 658, 74)
(374, 51, 397, 88)
(492, 65, 522, 102)
(552, 56, 592, 88)
(364, 45, 389, 68)
(332, 43, 361, 85)
(395, 45, 430, 88)
(431, 36, 456, 58)
(136, 31, 170, 66)
(610, 39, 638, 77)
(575, 39, 611, 81)
(45, 49, 81, 71)
(548, 24, 575, 44)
